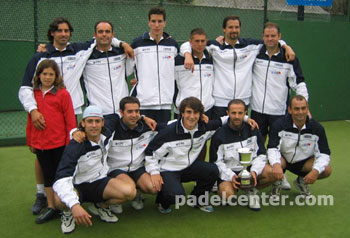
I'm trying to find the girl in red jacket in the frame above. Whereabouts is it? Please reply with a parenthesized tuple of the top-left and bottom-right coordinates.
(26, 59, 76, 224)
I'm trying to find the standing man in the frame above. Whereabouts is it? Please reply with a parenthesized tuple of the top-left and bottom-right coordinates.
(131, 7, 178, 123)
(174, 28, 214, 118)
(251, 22, 309, 142)
(53, 106, 136, 234)
(181, 16, 295, 119)
(82, 21, 133, 129)
(267, 95, 332, 201)
(210, 99, 275, 211)
(145, 97, 227, 213)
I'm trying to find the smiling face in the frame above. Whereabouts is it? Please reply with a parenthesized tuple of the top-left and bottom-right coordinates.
(51, 23, 71, 49)
(227, 103, 246, 130)
(81, 117, 104, 143)
(223, 19, 240, 42)
(181, 106, 200, 130)
(39, 67, 56, 91)
(120, 103, 141, 130)
(263, 27, 281, 51)
(148, 14, 166, 39)
(288, 98, 309, 126)
(94, 22, 114, 50)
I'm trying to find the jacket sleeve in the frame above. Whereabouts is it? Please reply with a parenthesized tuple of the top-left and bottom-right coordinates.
(61, 90, 77, 145)
(179, 41, 191, 56)
(145, 131, 169, 175)
(210, 133, 235, 181)
(53, 141, 83, 209)
(18, 55, 40, 113)
(312, 124, 331, 173)
(288, 57, 309, 101)
(267, 121, 283, 166)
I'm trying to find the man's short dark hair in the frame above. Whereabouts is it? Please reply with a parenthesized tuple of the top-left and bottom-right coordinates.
(47, 17, 73, 43)
(264, 22, 280, 34)
(289, 95, 308, 108)
(179, 97, 204, 116)
(94, 20, 114, 33)
(120, 96, 140, 111)
(227, 99, 247, 111)
(148, 7, 166, 21)
(190, 28, 207, 39)
(222, 15, 241, 28)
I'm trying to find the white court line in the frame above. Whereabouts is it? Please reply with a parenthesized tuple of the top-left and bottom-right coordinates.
(346, 120, 350, 123)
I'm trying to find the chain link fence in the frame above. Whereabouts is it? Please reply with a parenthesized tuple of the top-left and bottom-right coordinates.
(0, 0, 348, 145)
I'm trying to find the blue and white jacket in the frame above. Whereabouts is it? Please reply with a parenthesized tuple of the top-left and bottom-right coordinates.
(251, 45, 308, 115)
(267, 114, 331, 174)
(53, 132, 112, 209)
(19, 41, 96, 114)
(82, 46, 133, 115)
(174, 50, 215, 113)
(131, 32, 178, 110)
(181, 38, 288, 106)
(145, 117, 226, 175)
(106, 115, 164, 173)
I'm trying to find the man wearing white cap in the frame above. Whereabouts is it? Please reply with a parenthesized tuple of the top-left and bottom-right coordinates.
(53, 106, 136, 234)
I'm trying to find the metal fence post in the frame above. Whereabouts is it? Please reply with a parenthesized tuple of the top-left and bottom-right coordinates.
(33, 0, 38, 53)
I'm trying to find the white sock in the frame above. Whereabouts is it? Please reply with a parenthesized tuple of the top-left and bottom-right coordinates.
(37, 184, 46, 196)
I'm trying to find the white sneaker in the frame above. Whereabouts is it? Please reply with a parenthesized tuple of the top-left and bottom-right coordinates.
(131, 190, 144, 210)
(61, 210, 75, 234)
(247, 187, 261, 211)
(270, 181, 282, 202)
(88, 203, 118, 223)
(110, 204, 123, 214)
(293, 176, 312, 199)
(198, 205, 214, 213)
(281, 174, 291, 190)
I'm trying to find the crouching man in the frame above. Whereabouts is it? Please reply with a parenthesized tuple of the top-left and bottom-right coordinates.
(268, 95, 332, 201)
(210, 99, 275, 211)
(53, 106, 136, 234)
(145, 97, 227, 213)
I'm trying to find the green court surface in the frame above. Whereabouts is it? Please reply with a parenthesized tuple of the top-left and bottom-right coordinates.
(0, 120, 349, 238)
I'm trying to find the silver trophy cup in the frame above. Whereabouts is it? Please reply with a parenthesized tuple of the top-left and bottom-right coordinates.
(237, 147, 253, 190)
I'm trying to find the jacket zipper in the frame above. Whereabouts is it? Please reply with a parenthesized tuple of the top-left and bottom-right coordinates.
(233, 48, 237, 99)
(262, 59, 271, 113)
(128, 136, 134, 172)
(156, 43, 161, 105)
(106, 52, 116, 113)
(290, 130, 301, 163)
(199, 59, 203, 101)
(188, 133, 194, 166)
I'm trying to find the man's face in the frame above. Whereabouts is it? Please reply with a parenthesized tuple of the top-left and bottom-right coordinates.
(94, 22, 114, 48)
(263, 27, 281, 50)
(227, 103, 246, 129)
(223, 19, 240, 41)
(148, 14, 166, 38)
(120, 103, 141, 129)
(181, 106, 200, 130)
(51, 23, 71, 47)
(288, 99, 309, 125)
(82, 117, 104, 140)
(190, 34, 207, 56)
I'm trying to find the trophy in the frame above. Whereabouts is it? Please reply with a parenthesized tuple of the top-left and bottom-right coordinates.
(237, 147, 253, 190)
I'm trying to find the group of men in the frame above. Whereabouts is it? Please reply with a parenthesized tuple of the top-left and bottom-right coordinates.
(19, 6, 332, 234)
